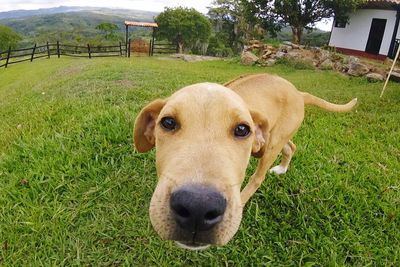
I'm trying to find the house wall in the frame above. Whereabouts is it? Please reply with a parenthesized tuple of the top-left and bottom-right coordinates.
(329, 9, 397, 55)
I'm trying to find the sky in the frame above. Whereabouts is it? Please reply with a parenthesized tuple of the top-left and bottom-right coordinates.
(0, 0, 332, 31)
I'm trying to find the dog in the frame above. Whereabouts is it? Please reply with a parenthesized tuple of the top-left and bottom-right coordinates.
(133, 73, 357, 250)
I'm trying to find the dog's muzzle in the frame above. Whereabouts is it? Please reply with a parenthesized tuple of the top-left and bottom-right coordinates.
(169, 184, 226, 249)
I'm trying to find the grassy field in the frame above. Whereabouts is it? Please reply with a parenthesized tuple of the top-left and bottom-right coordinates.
(0, 56, 399, 266)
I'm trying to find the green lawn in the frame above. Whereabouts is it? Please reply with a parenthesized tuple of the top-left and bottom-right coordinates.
(0, 57, 399, 266)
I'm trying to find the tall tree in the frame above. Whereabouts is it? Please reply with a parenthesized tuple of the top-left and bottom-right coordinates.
(95, 22, 119, 41)
(154, 7, 211, 54)
(0, 25, 22, 52)
(243, 0, 366, 44)
(209, 0, 268, 52)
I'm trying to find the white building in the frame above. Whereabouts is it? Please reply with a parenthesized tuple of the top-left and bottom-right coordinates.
(329, 0, 400, 60)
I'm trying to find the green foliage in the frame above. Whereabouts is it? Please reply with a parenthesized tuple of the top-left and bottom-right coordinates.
(275, 56, 315, 69)
(0, 24, 22, 52)
(0, 57, 399, 265)
(207, 34, 234, 57)
(0, 10, 155, 46)
(95, 22, 119, 41)
(154, 7, 211, 53)
(243, 0, 366, 44)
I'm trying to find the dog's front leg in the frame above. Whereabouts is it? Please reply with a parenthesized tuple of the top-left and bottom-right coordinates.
(241, 144, 284, 205)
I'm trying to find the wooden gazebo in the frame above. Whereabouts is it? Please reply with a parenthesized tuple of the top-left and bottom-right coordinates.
(124, 21, 158, 56)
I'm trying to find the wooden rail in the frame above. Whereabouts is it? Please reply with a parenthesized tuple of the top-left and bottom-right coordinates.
(0, 41, 128, 68)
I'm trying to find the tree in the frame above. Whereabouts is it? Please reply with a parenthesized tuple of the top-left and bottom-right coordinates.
(0, 25, 22, 52)
(95, 22, 119, 41)
(243, 0, 366, 44)
(154, 7, 211, 54)
(208, 0, 250, 53)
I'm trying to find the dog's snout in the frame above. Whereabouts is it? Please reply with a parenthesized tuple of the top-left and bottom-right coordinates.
(170, 185, 227, 232)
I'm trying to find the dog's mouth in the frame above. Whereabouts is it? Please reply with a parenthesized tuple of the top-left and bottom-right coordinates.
(175, 241, 210, 250)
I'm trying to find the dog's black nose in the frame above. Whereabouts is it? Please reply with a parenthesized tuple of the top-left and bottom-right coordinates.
(170, 185, 227, 232)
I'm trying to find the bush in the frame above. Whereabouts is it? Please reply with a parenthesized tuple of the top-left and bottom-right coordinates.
(207, 35, 234, 57)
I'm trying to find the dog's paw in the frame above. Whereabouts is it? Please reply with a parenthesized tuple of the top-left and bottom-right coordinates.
(269, 165, 288, 175)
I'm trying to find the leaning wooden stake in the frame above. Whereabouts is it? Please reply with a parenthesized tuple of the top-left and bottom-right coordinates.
(381, 45, 400, 97)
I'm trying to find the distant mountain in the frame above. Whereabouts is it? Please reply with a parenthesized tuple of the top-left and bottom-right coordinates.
(0, 6, 159, 46)
(0, 6, 158, 20)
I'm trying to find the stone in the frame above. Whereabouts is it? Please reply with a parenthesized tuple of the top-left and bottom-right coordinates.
(366, 72, 385, 82)
(262, 50, 273, 59)
(348, 61, 370, 76)
(320, 58, 334, 70)
(266, 59, 276, 66)
(241, 51, 259, 65)
(291, 43, 300, 49)
(283, 41, 293, 46)
(275, 51, 286, 58)
(389, 71, 400, 82)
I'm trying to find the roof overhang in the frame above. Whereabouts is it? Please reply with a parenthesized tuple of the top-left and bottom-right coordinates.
(364, 0, 400, 10)
(124, 21, 158, 28)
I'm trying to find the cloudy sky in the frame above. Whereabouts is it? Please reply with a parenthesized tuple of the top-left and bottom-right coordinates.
(0, 0, 332, 30)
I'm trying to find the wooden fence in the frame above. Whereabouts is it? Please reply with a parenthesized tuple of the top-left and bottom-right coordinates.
(0, 41, 127, 68)
(151, 41, 178, 55)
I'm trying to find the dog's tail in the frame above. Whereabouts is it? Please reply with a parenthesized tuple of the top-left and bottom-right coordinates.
(302, 92, 358, 112)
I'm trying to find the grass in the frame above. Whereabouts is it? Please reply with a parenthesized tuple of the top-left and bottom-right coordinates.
(0, 56, 399, 266)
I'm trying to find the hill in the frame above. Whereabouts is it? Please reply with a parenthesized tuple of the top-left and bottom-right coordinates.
(0, 6, 159, 46)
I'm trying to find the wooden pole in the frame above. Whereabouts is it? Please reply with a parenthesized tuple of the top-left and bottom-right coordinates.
(46, 41, 50, 58)
(125, 24, 129, 57)
(31, 43, 37, 62)
(5, 46, 11, 68)
(57, 41, 60, 58)
(149, 40, 152, 57)
(87, 44, 91, 59)
(128, 38, 131, 58)
(151, 28, 156, 56)
(119, 42, 122, 56)
(381, 43, 400, 97)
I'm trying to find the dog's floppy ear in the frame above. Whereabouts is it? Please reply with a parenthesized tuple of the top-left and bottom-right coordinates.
(134, 99, 166, 153)
(250, 111, 269, 158)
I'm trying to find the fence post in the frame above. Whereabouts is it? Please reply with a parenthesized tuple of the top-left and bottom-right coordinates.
(119, 42, 122, 56)
(57, 41, 60, 58)
(149, 40, 152, 57)
(5, 46, 11, 68)
(30, 43, 37, 62)
(46, 41, 50, 58)
(128, 39, 131, 58)
(87, 44, 91, 59)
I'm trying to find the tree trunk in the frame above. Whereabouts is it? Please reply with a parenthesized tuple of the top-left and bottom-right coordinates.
(291, 26, 303, 45)
(178, 42, 184, 54)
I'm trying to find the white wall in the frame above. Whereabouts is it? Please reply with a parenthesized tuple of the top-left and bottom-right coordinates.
(329, 9, 397, 55)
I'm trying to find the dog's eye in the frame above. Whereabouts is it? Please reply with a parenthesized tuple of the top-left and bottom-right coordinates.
(160, 117, 177, 131)
(234, 124, 251, 138)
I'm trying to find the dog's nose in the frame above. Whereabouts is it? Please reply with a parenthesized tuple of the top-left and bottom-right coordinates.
(170, 185, 227, 232)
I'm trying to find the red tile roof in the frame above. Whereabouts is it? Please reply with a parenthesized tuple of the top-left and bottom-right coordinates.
(124, 21, 158, 28)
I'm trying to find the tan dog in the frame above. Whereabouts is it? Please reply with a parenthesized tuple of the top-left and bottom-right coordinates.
(134, 73, 357, 250)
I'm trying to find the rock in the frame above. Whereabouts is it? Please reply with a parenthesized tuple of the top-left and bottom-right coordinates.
(279, 45, 291, 53)
(366, 72, 385, 82)
(348, 61, 370, 76)
(262, 50, 273, 59)
(283, 41, 293, 46)
(334, 62, 348, 72)
(389, 71, 400, 82)
(320, 58, 334, 70)
(241, 51, 259, 65)
(266, 59, 276, 66)
(275, 51, 286, 59)
(291, 43, 300, 49)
